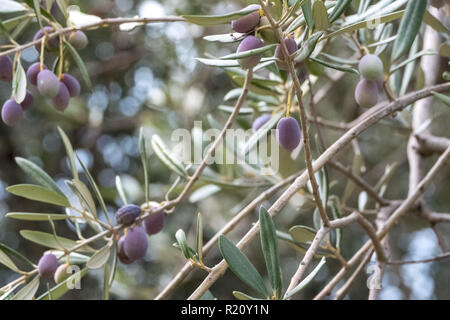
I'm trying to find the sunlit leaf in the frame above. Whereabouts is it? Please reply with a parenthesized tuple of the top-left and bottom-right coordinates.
(7, 184, 70, 207)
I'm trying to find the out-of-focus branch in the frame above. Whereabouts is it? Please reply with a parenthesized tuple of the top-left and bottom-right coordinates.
(415, 133, 450, 156)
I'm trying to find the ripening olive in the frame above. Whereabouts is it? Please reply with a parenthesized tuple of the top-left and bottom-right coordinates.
(259, 16, 277, 43)
(231, 5, 261, 33)
(144, 209, 165, 235)
(37, 70, 60, 98)
(61, 73, 81, 97)
(52, 82, 70, 111)
(33, 26, 59, 51)
(276, 117, 301, 151)
(123, 226, 148, 261)
(38, 253, 58, 279)
(274, 36, 298, 70)
(237, 36, 264, 70)
(0, 56, 13, 82)
(118, 236, 135, 264)
(252, 114, 271, 131)
(68, 31, 89, 50)
(1, 99, 23, 126)
(358, 54, 383, 81)
(27, 62, 47, 86)
(115, 204, 141, 226)
(54, 264, 72, 284)
(21, 90, 34, 110)
(354, 79, 379, 108)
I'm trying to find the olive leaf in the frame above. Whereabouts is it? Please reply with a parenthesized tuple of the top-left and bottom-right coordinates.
(7, 184, 70, 207)
(6, 212, 69, 221)
(284, 257, 326, 299)
(182, 7, 261, 26)
(87, 244, 111, 269)
(139, 128, 149, 204)
(15, 157, 63, 195)
(38, 268, 89, 300)
(12, 58, 27, 104)
(57, 127, 79, 180)
(20, 230, 95, 253)
(12, 275, 40, 300)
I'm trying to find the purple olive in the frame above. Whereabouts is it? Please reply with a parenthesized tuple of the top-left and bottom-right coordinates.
(54, 264, 72, 284)
(0, 56, 13, 82)
(358, 54, 383, 81)
(1, 99, 23, 126)
(123, 226, 148, 261)
(274, 36, 298, 70)
(237, 35, 264, 70)
(231, 5, 261, 33)
(355, 79, 379, 108)
(60, 73, 81, 97)
(276, 117, 301, 150)
(27, 62, 47, 86)
(144, 209, 165, 235)
(37, 70, 60, 98)
(20, 90, 34, 110)
(115, 204, 141, 226)
(52, 82, 70, 111)
(68, 31, 88, 50)
(252, 114, 271, 131)
(33, 26, 58, 51)
(118, 236, 135, 264)
(38, 253, 58, 279)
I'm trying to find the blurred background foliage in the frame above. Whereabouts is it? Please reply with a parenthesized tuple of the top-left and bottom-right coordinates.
(0, 0, 449, 300)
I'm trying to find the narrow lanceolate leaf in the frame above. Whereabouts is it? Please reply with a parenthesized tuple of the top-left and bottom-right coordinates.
(218, 235, 268, 298)
(115, 176, 127, 205)
(328, 0, 351, 23)
(12, 58, 26, 104)
(196, 213, 203, 262)
(12, 275, 40, 300)
(232, 291, 263, 300)
(64, 40, 92, 91)
(15, 157, 63, 195)
(0, 0, 27, 13)
(0, 242, 34, 267)
(87, 244, 111, 269)
(259, 207, 282, 299)
(423, 10, 450, 36)
(71, 179, 97, 217)
(7, 184, 70, 207)
(38, 268, 88, 300)
(294, 32, 323, 63)
(57, 127, 78, 180)
(432, 92, 450, 107)
(139, 128, 149, 204)
(244, 111, 283, 155)
(301, 0, 314, 30)
(309, 57, 359, 74)
(219, 44, 276, 60)
(285, 257, 326, 299)
(203, 33, 245, 43)
(312, 0, 329, 31)
(0, 248, 20, 272)
(32, 0, 43, 28)
(391, 0, 427, 61)
(20, 230, 95, 252)
(182, 7, 261, 26)
(6, 212, 68, 221)
(151, 134, 187, 177)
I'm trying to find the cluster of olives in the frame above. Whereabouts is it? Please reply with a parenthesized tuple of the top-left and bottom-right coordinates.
(115, 203, 165, 264)
(354, 54, 384, 108)
(231, 5, 298, 70)
(1, 1, 88, 127)
(38, 253, 74, 284)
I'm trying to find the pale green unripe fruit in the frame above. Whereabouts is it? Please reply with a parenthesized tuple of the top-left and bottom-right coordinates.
(358, 54, 384, 81)
(54, 264, 72, 284)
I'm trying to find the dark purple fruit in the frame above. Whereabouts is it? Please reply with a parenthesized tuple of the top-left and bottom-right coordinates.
(1, 99, 23, 126)
(38, 253, 58, 279)
(237, 36, 264, 70)
(21, 90, 34, 110)
(27, 62, 47, 86)
(52, 82, 70, 111)
(355, 79, 379, 108)
(358, 54, 383, 81)
(68, 31, 88, 50)
(231, 5, 261, 33)
(61, 73, 81, 97)
(115, 204, 141, 226)
(54, 264, 72, 284)
(0, 56, 13, 82)
(144, 209, 165, 235)
(123, 226, 148, 261)
(37, 70, 60, 98)
(276, 117, 301, 150)
(118, 236, 135, 264)
(274, 36, 298, 70)
(33, 26, 58, 51)
(252, 114, 271, 131)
